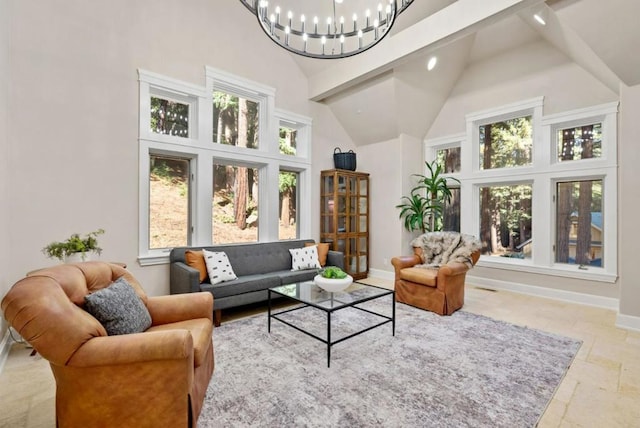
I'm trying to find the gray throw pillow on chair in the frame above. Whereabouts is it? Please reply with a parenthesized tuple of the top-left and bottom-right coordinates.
(85, 277, 152, 335)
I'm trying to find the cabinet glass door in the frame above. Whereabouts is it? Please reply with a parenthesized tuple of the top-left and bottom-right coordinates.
(359, 197, 367, 214)
(359, 216, 367, 233)
(323, 175, 334, 193)
(320, 170, 369, 279)
(348, 237, 357, 273)
(338, 176, 347, 193)
(359, 178, 367, 195)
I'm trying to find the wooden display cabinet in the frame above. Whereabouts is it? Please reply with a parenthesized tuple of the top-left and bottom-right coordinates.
(320, 169, 370, 280)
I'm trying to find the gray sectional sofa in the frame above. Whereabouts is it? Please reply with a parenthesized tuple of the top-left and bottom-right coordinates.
(170, 239, 344, 325)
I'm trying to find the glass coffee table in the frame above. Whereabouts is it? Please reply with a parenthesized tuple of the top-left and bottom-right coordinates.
(268, 281, 395, 367)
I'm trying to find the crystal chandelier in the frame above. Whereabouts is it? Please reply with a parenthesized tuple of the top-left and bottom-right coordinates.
(240, 0, 414, 59)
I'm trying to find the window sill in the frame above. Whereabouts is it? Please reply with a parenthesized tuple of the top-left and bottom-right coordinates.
(476, 257, 617, 283)
(137, 254, 170, 266)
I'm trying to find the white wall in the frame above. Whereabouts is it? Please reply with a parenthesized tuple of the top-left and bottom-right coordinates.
(358, 137, 403, 273)
(0, 0, 10, 361)
(618, 83, 640, 320)
(308, 102, 358, 242)
(351, 133, 424, 276)
(427, 41, 618, 139)
(4, 0, 351, 296)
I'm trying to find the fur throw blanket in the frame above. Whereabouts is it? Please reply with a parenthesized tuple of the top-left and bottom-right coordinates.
(410, 232, 482, 269)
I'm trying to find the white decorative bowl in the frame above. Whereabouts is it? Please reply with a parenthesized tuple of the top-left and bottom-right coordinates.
(314, 274, 353, 292)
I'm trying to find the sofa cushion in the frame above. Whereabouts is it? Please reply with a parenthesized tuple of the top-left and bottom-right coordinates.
(289, 247, 321, 271)
(277, 268, 318, 284)
(185, 250, 208, 283)
(400, 267, 438, 287)
(203, 250, 238, 285)
(84, 278, 152, 335)
(200, 274, 282, 299)
(305, 242, 330, 266)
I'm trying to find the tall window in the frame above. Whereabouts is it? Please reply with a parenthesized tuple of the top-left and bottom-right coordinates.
(436, 147, 460, 173)
(556, 180, 603, 267)
(479, 184, 532, 258)
(279, 170, 298, 239)
(479, 116, 532, 170)
(151, 97, 189, 138)
(213, 164, 259, 244)
(443, 186, 460, 232)
(280, 125, 297, 156)
(149, 155, 190, 249)
(557, 124, 602, 162)
(138, 68, 313, 265)
(213, 92, 260, 149)
(278, 124, 300, 239)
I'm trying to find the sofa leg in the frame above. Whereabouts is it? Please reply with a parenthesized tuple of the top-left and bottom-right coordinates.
(213, 309, 222, 327)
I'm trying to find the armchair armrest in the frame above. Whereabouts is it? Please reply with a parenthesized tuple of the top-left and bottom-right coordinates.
(170, 261, 200, 294)
(63, 330, 196, 424)
(391, 255, 422, 279)
(147, 292, 213, 325)
(438, 262, 470, 277)
(436, 262, 471, 292)
(67, 330, 193, 367)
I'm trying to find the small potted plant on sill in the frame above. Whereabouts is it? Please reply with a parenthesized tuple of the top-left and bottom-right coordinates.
(42, 229, 105, 263)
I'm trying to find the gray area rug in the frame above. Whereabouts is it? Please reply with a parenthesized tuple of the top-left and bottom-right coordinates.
(198, 296, 581, 427)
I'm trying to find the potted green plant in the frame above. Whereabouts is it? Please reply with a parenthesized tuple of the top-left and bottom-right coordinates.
(314, 266, 353, 292)
(42, 229, 105, 262)
(396, 160, 459, 233)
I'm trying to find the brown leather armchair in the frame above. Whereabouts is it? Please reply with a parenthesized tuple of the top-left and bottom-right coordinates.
(1, 262, 214, 428)
(392, 248, 480, 316)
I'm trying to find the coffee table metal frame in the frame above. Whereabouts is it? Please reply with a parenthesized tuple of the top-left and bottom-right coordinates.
(268, 282, 395, 367)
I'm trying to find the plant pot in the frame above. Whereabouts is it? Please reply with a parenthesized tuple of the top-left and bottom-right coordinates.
(65, 253, 90, 263)
(314, 274, 353, 292)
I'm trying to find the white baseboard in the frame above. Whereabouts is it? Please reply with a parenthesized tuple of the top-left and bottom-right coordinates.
(369, 269, 620, 310)
(368, 268, 394, 281)
(0, 329, 11, 376)
(369, 269, 640, 331)
(616, 313, 640, 332)
(466, 274, 619, 310)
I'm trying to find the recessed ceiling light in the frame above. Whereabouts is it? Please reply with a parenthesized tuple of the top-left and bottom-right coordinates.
(533, 13, 546, 25)
(427, 56, 438, 71)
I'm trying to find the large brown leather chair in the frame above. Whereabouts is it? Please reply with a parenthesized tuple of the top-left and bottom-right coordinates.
(1, 262, 214, 427)
(391, 236, 480, 315)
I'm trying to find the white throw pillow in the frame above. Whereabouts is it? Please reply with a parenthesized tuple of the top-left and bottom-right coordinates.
(289, 246, 321, 271)
(202, 250, 238, 285)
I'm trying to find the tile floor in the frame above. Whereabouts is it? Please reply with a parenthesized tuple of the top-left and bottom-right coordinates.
(1, 279, 639, 427)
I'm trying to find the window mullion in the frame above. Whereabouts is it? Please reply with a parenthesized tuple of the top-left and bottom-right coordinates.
(258, 163, 279, 242)
(138, 144, 152, 257)
(531, 175, 552, 266)
(192, 157, 212, 246)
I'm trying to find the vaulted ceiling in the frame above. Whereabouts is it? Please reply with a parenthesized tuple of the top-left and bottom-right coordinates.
(275, 0, 640, 145)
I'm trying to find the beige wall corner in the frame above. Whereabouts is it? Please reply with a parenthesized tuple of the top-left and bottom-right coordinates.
(0, 0, 11, 369)
(618, 83, 640, 322)
(358, 137, 406, 271)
